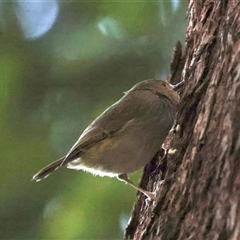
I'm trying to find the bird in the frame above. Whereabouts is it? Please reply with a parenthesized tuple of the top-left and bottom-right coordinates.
(32, 79, 181, 199)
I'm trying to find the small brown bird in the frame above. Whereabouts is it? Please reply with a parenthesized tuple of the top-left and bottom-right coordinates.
(32, 79, 181, 199)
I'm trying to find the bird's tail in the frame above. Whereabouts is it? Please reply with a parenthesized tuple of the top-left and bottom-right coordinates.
(32, 157, 66, 182)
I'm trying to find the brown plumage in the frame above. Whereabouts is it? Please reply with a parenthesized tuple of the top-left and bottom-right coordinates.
(32, 79, 181, 199)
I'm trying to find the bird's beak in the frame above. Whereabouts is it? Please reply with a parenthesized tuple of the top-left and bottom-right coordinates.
(171, 80, 185, 90)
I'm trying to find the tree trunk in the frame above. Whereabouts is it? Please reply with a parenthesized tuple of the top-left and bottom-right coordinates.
(125, 1, 240, 239)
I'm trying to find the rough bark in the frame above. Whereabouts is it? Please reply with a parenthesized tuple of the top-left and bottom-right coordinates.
(126, 1, 240, 239)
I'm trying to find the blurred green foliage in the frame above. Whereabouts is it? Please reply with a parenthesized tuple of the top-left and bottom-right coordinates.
(0, 1, 187, 239)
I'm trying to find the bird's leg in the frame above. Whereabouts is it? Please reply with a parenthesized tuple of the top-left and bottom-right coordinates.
(118, 174, 156, 200)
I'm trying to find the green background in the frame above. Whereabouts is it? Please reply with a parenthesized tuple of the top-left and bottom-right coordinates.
(0, 1, 187, 239)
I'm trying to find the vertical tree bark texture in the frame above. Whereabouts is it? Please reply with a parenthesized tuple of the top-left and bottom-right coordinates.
(126, 1, 240, 239)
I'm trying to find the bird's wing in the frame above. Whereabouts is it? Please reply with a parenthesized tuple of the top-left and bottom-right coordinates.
(63, 94, 141, 162)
